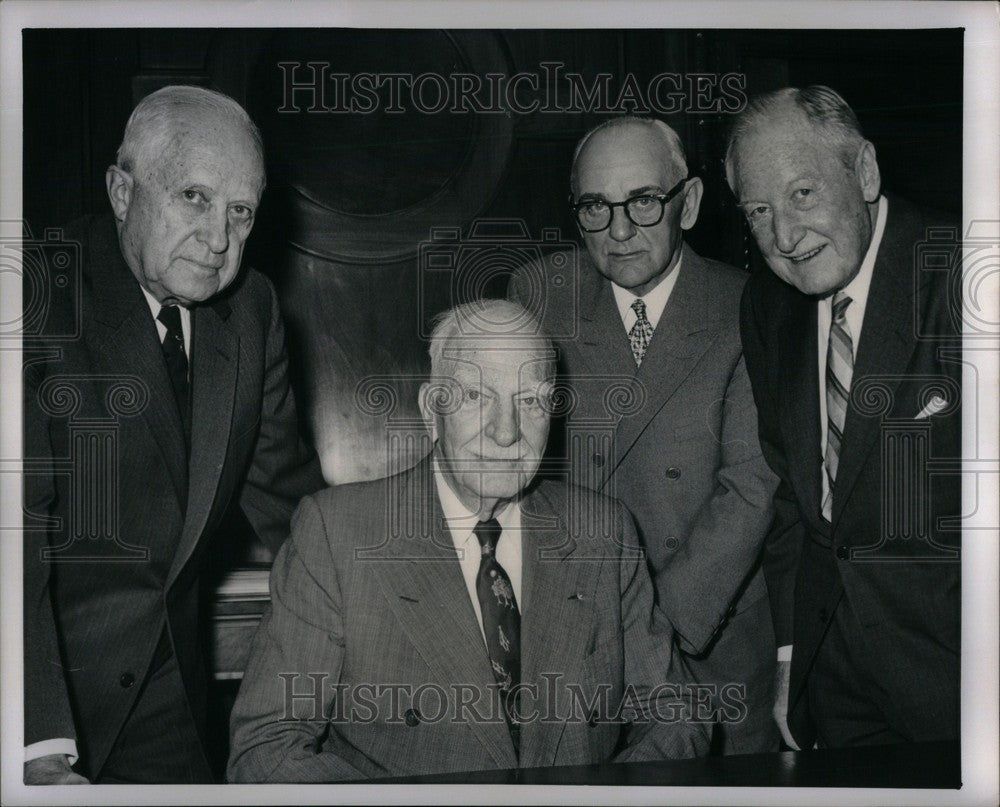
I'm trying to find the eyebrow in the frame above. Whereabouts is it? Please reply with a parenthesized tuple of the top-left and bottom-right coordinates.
(576, 185, 665, 202)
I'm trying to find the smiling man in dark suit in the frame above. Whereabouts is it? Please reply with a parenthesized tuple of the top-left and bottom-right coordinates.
(23, 85, 322, 784)
(508, 117, 780, 754)
(726, 86, 960, 749)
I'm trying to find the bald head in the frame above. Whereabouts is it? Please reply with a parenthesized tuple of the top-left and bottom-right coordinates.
(571, 117, 687, 197)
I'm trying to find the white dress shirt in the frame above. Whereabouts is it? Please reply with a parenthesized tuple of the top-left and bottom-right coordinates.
(611, 254, 683, 334)
(816, 195, 887, 515)
(432, 458, 523, 646)
(141, 284, 192, 363)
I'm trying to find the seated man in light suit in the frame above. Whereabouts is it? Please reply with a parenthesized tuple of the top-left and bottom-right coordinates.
(228, 299, 709, 781)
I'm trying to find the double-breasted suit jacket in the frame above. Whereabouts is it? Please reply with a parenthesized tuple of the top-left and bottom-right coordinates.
(509, 245, 780, 752)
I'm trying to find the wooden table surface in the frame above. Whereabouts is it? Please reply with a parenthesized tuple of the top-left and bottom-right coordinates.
(372, 740, 960, 788)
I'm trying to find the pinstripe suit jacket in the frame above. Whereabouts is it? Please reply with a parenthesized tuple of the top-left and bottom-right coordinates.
(23, 215, 322, 778)
(228, 459, 709, 781)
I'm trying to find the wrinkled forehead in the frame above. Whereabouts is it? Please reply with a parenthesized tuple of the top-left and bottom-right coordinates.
(732, 111, 823, 172)
(153, 112, 264, 180)
(577, 124, 682, 188)
(439, 339, 553, 384)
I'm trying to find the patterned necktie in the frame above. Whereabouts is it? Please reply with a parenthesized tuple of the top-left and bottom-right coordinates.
(823, 292, 853, 522)
(157, 304, 191, 442)
(629, 298, 653, 367)
(473, 518, 521, 754)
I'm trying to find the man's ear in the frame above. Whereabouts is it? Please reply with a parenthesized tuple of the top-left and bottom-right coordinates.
(417, 382, 439, 441)
(679, 176, 704, 231)
(105, 165, 134, 222)
(855, 141, 881, 203)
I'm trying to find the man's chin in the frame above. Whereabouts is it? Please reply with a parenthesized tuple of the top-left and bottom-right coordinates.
(463, 471, 534, 501)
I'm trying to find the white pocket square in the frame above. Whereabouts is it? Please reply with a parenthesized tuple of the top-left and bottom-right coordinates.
(915, 395, 949, 420)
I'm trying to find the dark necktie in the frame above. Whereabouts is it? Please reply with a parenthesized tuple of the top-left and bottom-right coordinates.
(629, 298, 653, 366)
(473, 518, 521, 754)
(823, 292, 853, 522)
(156, 304, 191, 442)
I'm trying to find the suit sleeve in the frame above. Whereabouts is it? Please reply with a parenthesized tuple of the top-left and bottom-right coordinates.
(227, 494, 367, 782)
(238, 277, 324, 555)
(22, 359, 78, 749)
(739, 282, 803, 648)
(612, 503, 711, 761)
(652, 325, 780, 655)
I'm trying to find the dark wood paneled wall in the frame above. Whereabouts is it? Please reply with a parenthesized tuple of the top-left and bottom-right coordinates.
(24, 27, 963, 486)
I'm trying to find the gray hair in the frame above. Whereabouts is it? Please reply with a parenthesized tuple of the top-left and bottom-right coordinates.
(570, 116, 688, 197)
(116, 85, 265, 178)
(724, 85, 866, 186)
(427, 299, 555, 380)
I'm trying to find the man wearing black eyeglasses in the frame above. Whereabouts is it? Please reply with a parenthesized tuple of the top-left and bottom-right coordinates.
(509, 117, 779, 755)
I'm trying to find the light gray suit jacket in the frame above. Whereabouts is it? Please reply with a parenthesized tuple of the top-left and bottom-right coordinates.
(510, 244, 780, 752)
(228, 459, 709, 781)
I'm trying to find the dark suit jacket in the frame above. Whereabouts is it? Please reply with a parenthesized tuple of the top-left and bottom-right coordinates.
(510, 245, 779, 752)
(740, 195, 961, 746)
(23, 215, 323, 778)
(228, 459, 709, 781)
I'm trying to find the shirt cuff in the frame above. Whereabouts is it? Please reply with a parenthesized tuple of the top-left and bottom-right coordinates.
(24, 739, 79, 765)
(777, 644, 793, 662)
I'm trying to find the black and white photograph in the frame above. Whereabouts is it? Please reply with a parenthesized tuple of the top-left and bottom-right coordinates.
(0, 1, 997, 805)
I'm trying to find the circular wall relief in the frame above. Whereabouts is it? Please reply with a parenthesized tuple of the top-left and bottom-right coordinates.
(218, 29, 516, 264)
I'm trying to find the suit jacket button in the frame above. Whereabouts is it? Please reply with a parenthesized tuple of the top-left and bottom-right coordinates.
(592, 453, 604, 467)
(119, 672, 136, 689)
(665, 467, 681, 480)
(665, 536, 678, 550)
(404, 708, 421, 727)
(836, 545, 849, 561)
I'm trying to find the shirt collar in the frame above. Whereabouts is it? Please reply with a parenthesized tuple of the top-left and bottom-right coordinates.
(140, 283, 191, 324)
(611, 252, 682, 331)
(838, 195, 887, 309)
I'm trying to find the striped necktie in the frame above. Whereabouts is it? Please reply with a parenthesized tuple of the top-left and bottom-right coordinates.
(823, 292, 853, 522)
(629, 298, 653, 367)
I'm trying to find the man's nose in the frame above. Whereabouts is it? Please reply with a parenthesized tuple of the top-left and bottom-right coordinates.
(197, 207, 230, 254)
(608, 205, 636, 242)
(772, 209, 805, 255)
(484, 399, 519, 448)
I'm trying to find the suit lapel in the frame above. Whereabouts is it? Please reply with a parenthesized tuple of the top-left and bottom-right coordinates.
(166, 300, 238, 587)
(777, 292, 824, 525)
(575, 263, 635, 378)
(369, 464, 518, 769)
(831, 212, 920, 525)
(517, 484, 597, 768)
(609, 247, 724, 478)
(89, 220, 188, 510)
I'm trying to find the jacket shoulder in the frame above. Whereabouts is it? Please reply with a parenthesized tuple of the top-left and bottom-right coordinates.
(689, 251, 751, 298)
